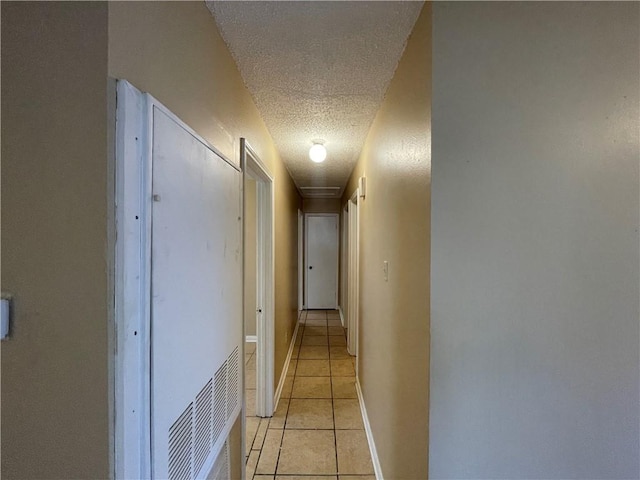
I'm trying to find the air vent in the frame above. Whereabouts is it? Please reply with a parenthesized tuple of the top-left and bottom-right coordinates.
(299, 186, 342, 198)
(212, 362, 227, 445)
(168, 403, 193, 480)
(194, 379, 213, 477)
(226, 347, 239, 417)
(167, 346, 241, 479)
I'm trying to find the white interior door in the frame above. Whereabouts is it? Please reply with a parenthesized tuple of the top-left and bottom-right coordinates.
(151, 107, 242, 479)
(305, 214, 339, 309)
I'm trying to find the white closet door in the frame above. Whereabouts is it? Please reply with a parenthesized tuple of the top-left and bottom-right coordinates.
(151, 107, 242, 480)
(305, 214, 339, 309)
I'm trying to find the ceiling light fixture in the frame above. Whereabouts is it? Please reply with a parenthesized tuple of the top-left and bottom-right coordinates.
(309, 143, 327, 163)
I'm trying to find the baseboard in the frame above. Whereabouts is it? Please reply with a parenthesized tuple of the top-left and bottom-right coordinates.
(355, 378, 384, 480)
(338, 306, 345, 327)
(273, 315, 301, 411)
(245, 335, 257, 343)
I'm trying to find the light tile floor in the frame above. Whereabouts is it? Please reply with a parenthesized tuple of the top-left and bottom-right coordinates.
(244, 310, 375, 480)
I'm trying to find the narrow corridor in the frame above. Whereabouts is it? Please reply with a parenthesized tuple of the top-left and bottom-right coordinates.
(245, 310, 375, 479)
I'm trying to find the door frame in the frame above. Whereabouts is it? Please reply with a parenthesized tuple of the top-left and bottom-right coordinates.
(241, 139, 275, 418)
(340, 203, 349, 327)
(304, 213, 340, 310)
(347, 190, 360, 358)
(298, 208, 305, 311)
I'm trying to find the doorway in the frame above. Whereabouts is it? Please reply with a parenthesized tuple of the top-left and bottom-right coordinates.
(305, 213, 339, 309)
(241, 139, 275, 421)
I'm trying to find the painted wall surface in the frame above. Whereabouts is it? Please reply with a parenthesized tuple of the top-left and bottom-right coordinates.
(108, 0, 301, 391)
(245, 178, 257, 337)
(1, 2, 111, 477)
(430, 3, 640, 479)
(342, 4, 431, 478)
(303, 198, 341, 214)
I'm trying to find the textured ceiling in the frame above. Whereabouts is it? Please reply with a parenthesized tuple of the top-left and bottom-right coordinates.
(207, 1, 423, 197)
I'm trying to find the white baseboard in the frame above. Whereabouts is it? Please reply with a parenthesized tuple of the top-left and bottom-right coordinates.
(356, 378, 384, 480)
(245, 335, 257, 343)
(273, 315, 301, 411)
(338, 306, 345, 327)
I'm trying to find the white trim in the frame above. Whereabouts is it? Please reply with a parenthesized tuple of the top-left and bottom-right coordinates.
(338, 305, 346, 328)
(298, 209, 305, 312)
(245, 335, 258, 343)
(347, 190, 360, 358)
(241, 139, 275, 418)
(114, 80, 152, 479)
(356, 378, 383, 480)
(273, 317, 301, 411)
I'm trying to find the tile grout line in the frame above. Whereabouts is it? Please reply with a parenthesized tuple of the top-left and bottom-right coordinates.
(328, 310, 341, 477)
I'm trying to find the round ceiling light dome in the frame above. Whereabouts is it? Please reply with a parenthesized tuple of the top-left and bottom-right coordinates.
(309, 143, 327, 163)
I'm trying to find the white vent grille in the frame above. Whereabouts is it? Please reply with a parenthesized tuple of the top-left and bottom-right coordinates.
(226, 347, 239, 417)
(194, 379, 213, 477)
(168, 403, 193, 480)
(299, 186, 342, 198)
(212, 362, 227, 445)
(167, 346, 240, 479)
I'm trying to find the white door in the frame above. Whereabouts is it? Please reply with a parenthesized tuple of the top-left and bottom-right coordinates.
(151, 107, 242, 479)
(305, 214, 339, 309)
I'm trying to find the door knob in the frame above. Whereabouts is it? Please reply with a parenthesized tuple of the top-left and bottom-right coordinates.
(257, 308, 262, 313)
(309, 266, 313, 270)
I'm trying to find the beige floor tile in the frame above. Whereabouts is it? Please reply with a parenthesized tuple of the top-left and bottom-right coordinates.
(302, 335, 329, 346)
(328, 326, 345, 336)
(305, 319, 328, 327)
(246, 416, 260, 451)
(270, 398, 289, 429)
(246, 354, 256, 369)
(254, 476, 275, 480)
(306, 311, 327, 318)
(333, 399, 364, 430)
(331, 376, 357, 399)
(277, 430, 337, 475)
(291, 376, 332, 398)
(255, 428, 284, 475)
(328, 319, 343, 327)
(286, 360, 297, 377)
(246, 449, 260, 479)
(299, 345, 330, 360)
(291, 345, 300, 359)
(253, 418, 269, 450)
(329, 344, 350, 357)
(296, 359, 331, 376)
(246, 367, 256, 389)
(277, 477, 337, 480)
(336, 430, 374, 475)
(339, 476, 375, 480)
(246, 389, 256, 416)
(304, 326, 328, 336)
(280, 376, 294, 399)
(331, 359, 355, 376)
(246, 342, 257, 354)
(286, 398, 334, 429)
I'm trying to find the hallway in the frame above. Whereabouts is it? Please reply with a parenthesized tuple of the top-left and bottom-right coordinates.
(245, 310, 374, 479)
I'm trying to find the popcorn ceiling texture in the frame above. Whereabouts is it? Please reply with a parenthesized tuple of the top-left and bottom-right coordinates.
(207, 1, 423, 196)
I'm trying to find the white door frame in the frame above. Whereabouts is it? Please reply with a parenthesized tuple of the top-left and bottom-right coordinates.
(305, 213, 340, 309)
(298, 209, 305, 311)
(347, 190, 360, 358)
(241, 139, 275, 418)
(340, 203, 349, 327)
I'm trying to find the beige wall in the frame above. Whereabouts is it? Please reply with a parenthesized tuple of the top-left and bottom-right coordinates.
(1, 2, 111, 478)
(108, 0, 301, 395)
(244, 178, 257, 337)
(302, 197, 341, 214)
(342, 4, 431, 479)
(430, 3, 639, 478)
